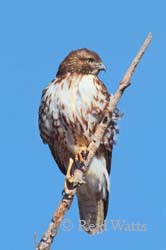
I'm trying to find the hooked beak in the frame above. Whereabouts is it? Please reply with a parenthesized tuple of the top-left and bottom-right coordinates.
(98, 62, 106, 71)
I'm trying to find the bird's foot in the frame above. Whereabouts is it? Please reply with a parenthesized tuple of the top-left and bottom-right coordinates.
(64, 158, 85, 195)
(76, 146, 88, 163)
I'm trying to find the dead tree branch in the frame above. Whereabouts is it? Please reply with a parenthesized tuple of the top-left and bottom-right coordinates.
(36, 32, 152, 250)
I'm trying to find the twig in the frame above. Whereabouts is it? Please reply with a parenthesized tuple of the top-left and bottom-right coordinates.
(36, 32, 152, 250)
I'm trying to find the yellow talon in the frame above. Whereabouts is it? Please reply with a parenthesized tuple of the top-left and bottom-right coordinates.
(64, 155, 86, 195)
(76, 146, 88, 162)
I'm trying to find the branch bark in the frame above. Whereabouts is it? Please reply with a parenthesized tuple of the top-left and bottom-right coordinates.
(36, 32, 152, 250)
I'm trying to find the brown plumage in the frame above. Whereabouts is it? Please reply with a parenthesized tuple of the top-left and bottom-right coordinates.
(56, 48, 106, 77)
(39, 48, 120, 234)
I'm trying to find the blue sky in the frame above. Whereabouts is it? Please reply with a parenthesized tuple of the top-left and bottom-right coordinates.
(0, 0, 165, 249)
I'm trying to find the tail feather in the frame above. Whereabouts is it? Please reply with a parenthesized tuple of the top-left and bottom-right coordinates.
(77, 192, 108, 234)
(76, 151, 110, 234)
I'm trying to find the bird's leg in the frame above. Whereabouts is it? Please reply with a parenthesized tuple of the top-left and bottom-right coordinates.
(64, 158, 74, 195)
(65, 158, 74, 183)
(64, 151, 87, 195)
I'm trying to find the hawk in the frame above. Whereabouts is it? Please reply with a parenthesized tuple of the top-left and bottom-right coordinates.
(39, 49, 120, 234)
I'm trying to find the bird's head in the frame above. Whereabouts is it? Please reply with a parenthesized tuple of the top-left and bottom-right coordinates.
(56, 48, 106, 77)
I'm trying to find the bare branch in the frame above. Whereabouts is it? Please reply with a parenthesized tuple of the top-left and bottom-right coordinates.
(36, 198, 71, 250)
(36, 32, 152, 250)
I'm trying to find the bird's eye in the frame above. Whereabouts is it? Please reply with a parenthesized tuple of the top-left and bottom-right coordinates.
(87, 58, 94, 63)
